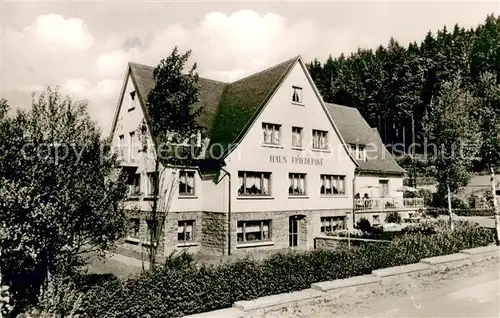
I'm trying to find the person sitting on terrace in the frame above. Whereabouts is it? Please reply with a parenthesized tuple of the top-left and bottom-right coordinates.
(363, 193, 371, 208)
(355, 193, 362, 209)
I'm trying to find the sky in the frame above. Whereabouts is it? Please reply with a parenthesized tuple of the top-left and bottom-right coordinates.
(1, 0, 498, 135)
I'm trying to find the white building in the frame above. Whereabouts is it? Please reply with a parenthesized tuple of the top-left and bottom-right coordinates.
(110, 55, 423, 257)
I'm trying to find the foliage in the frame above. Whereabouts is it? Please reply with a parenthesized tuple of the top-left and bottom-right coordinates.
(423, 76, 479, 195)
(0, 88, 128, 311)
(355, 217, 372, 233)
(472, 72, 500, 177)
(418, 188, 434, 206)
(308, 15, 500, 159)
(385, 211, 402, 224)
(57, 222, 495, 318)
(139, 47, 202, 268)
(427, 207, 494, 217)
(146, 46, 201, 158)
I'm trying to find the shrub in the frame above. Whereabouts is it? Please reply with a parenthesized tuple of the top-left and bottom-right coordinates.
(385, 211, 402, 224)
(356, 217, 372, 233)
(418, 188, 434, 206)
(64, 222, 493, 318)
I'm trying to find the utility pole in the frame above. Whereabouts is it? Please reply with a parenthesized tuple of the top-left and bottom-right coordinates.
(411, 114, 417, 188)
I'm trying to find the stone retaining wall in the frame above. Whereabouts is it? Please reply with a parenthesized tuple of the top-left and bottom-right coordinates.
(182, 245, 499, 318)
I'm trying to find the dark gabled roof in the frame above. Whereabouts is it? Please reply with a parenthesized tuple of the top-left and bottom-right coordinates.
(125, 57, 299, 159)
(128, 62, 228, 132)
(208, 56, 299, 157)
(325, 103, 406, 175)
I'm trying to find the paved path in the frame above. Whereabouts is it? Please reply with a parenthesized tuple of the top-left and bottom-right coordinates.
(342, 265, 500, 317)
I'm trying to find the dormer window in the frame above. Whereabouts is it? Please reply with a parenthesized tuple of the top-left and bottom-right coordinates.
(349, 144, 367, 161)
(128, 91, 136, 111)
(358, 145, 366, 161)
(292, 86, 302, 104)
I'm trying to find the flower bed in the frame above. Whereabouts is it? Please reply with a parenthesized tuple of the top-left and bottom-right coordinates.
(41, 221, 495, 318)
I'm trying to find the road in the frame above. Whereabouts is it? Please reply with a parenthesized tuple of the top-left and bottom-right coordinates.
(341, 264, 500, 318)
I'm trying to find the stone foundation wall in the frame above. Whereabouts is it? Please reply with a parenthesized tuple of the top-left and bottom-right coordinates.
(201, 211, 228, 255)
(230, 209, 349, 256)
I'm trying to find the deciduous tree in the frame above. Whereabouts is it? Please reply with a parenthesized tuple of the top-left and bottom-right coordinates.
(0, 88, 128, 310)
(139, 47, 201, 268)
(423, 77, 480, 230)
(473, 72, 500, 245)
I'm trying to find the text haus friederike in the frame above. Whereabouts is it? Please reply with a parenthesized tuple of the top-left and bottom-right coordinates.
(110, 54, 409, 256)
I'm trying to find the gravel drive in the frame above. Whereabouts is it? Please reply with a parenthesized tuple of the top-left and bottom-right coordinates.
(262, 258, 499, 318)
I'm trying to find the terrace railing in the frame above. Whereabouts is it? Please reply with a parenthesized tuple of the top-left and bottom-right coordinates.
(355, 197, 424, 211)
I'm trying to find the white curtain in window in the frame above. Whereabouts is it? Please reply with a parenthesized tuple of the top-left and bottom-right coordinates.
(254, 175, 261, 192)
(187, 174, 194, 193)
(292, 129, 300, 146)
(245, 223, 260, 233)
(338, 177, 344, 193)
(177, 224, 185, 233)
(237, 224, 243, 233)
(272, 127, 279, 144)
(321, 218, 327, 227)
(245, 174, 253, 189)
(239, 175, 244, 193)
(262, 175, 269, 194)
(299, 176, 305, 193)
(325, 177, 331, 190)
(262, 222, 269, 238)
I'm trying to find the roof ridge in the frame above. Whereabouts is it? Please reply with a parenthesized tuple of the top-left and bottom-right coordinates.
(229, 55, 300, 84)
(128, 61, 155, 70)
(128, 61, 229, 84)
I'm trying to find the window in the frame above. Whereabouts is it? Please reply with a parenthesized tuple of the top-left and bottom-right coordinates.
(128, 173, 141, 196)
(312, 130, 328, 150)
(320, 217, 346, 233)
(379, 180, 389, 198)
(147, 172, 157, 196)
(292, 86, 302, 104)
(129, 131, 136, 160)
(179, 171, 195, 195)
(237, 220, 271, 243)
(129, 218, 140, 238)
(349, 144, 366, 161)
(262, 123, 281, 145)
(146, 219, 160, 244)
(178, 220, 195, 243)
(289, 173, 306, 196)
(357, 145, 366, 160)
(320, 175, 345, 195)
(238, 171, 271, 196)
(129, 91, 136, 110)
(292, 126, 303, 148)
(119, 135, 125, 159)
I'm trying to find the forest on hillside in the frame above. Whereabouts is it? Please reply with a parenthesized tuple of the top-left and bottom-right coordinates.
(307, 14, 500, 159)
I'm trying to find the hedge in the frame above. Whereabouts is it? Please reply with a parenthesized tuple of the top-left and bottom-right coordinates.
(428, 207, 494, 217)
(66, 221, 494, 318)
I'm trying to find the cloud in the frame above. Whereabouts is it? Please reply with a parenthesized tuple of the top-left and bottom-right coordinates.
(60, 78, 121, 134)
(24, 14, 94, 50)
(95, 10, 322, 82)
